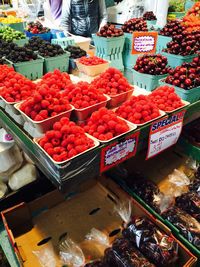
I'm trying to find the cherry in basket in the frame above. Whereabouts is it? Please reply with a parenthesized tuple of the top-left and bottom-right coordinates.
(39, 117, 95, 162)
(116, 95, 161, 125)
(83, 107, 130, 141)
(148, 86, 184, 112)
(91, 68, 133, 96)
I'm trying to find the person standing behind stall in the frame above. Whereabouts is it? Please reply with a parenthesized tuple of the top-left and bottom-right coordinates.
(60, 0, 107, 37)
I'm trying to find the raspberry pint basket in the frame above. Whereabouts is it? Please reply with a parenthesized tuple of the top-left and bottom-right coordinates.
(76, 59, 110, 77)
(156, 35, 172, 53)
(132, 69, 168, 91)
(40, 52, 70, 74)
(34, 134, 99, 165)
(74, 94, 110, 121)
(5, 57, 44, 80)
(161, 52, 198, 68)
(15, 103, 74, 136)
(107, 87, 134, 108)
(159, 79, 200, 103)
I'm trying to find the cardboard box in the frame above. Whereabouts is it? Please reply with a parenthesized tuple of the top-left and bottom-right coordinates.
(1, 176, 197, 267)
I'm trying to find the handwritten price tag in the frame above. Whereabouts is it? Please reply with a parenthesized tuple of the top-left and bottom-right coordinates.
(100, 132, 140, 172)
(132, 31, 158, 55)
(146, 111, 186, 159)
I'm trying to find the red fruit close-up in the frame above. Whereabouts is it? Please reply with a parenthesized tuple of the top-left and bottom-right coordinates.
(83, 107, 130, 141)
(148, 86, 184, 112)
(39, 117, 95, 162)
(62, 81, 107, 109)
(116, 95, 161, 125)
(78, 56, 107, 66)
(91, 68, 133, 96)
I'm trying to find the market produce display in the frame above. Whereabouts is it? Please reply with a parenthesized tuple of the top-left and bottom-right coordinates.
(121, 18, 148, 33)
(91, 67, 132, 95)
(0, 65, 36, 102)
(96, 24, 124, 37)
(83, 107, 130, 141)
(165, 55, 200, 89)
(116, 95, 161, 125)
(143, 11, 157, 21)
(38, 117, 95, 162)
(6, 45, 38, 63)
(0, 39, 18, 58)
(78, 56, 107, 66)
(38, 42, 64, 57)
(26, 21, 50, 34)
(148, 86, 184, 112)
(182, 15, 200, 32)
(0, 26, 25, 42)
(168, 0, 185, 12)
(159, 20, 185, 37)
(19, 84, 72, 121)
(133, 54, 169, 75)
(186, 1, 200, 17)
(65, 45, 87, 59)
(122, 217, 179, 266)
(163, 30, 199, 56)
(0, 15, 23, 24)
(62, 81, 107, 109)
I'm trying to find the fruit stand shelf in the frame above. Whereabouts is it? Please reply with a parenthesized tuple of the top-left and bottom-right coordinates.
(0, 100, 199, 191)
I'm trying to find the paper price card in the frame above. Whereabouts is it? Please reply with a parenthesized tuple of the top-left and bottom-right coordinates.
(146, 110, 186, 159)
(132, 31, 158, 55)
(100, 132, 140, 173)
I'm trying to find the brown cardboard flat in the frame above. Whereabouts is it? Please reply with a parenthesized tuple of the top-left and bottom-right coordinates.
(2, 176, 197, 267)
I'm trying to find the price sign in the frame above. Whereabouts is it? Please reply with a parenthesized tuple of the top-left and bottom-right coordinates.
(132, 31, 158, 55)
(147, 111, 186, 159)
(100, 132, 140, 173)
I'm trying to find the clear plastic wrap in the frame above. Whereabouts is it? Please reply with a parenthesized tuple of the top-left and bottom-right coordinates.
(122, 217, 179, 266)
(163, 207, 200, 249)
(32, 246, 56, 267)
(175, 192, 200, 221)
(59, 238, 85, 267)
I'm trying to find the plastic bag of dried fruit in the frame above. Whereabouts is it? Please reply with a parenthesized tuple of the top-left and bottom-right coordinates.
(115, 201, 179, 266)
(85, 228, 154, 267)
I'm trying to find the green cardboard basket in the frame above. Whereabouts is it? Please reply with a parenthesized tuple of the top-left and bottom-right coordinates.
(156, 35, 172, 53)
(13, 37, 29, 47)
(132, 69, 168, 91)
(159, 79, 200, 103)
(6, 57, 44, 80)
(122, 50, 139, 69)
(93, 34, 125, 56)
(185, 0, 195, 10)
(51, 37, 75, 48)
(1, 22, 25, 32)
(161, 52, 197, 68)
(97, 53, 124, 72)
(40, 52, 70, 74)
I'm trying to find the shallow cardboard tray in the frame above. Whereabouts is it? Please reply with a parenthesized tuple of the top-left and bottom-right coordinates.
(1, 176, 197, 267)
(76, 60, 110, 77)
(74, 94, 110, 121)
(15, 103, 74, 134)
(34, 134, 99, 165)
(92, 118, 137, 144)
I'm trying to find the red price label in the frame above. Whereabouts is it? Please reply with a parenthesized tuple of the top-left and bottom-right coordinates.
(100, 132, 140, 173)
(146, 110, 186, 159)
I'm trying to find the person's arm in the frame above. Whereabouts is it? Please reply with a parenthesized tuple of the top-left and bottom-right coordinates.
(60, 0, 71, 33)
(99, 0, 108, 29)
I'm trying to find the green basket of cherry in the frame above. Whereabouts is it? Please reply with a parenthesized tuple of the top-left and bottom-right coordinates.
(0, 39, 43, 80)
(0, 26, 28, 46)
(143, 11, 157, 29)
(161, 30, 199, 68)
(132, 54, 170, 91)
(159, 54, 200, 103)
(25, 37, 70, 73)
(157, 20, 184, 54)
(121, 18, 148, 69)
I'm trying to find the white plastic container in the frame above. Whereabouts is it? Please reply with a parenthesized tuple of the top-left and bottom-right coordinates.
(76, 60, 110, 77)
(8, 163, 37, 191)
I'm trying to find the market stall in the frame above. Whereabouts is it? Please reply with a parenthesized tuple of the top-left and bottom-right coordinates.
(0, 1, 199, 266)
